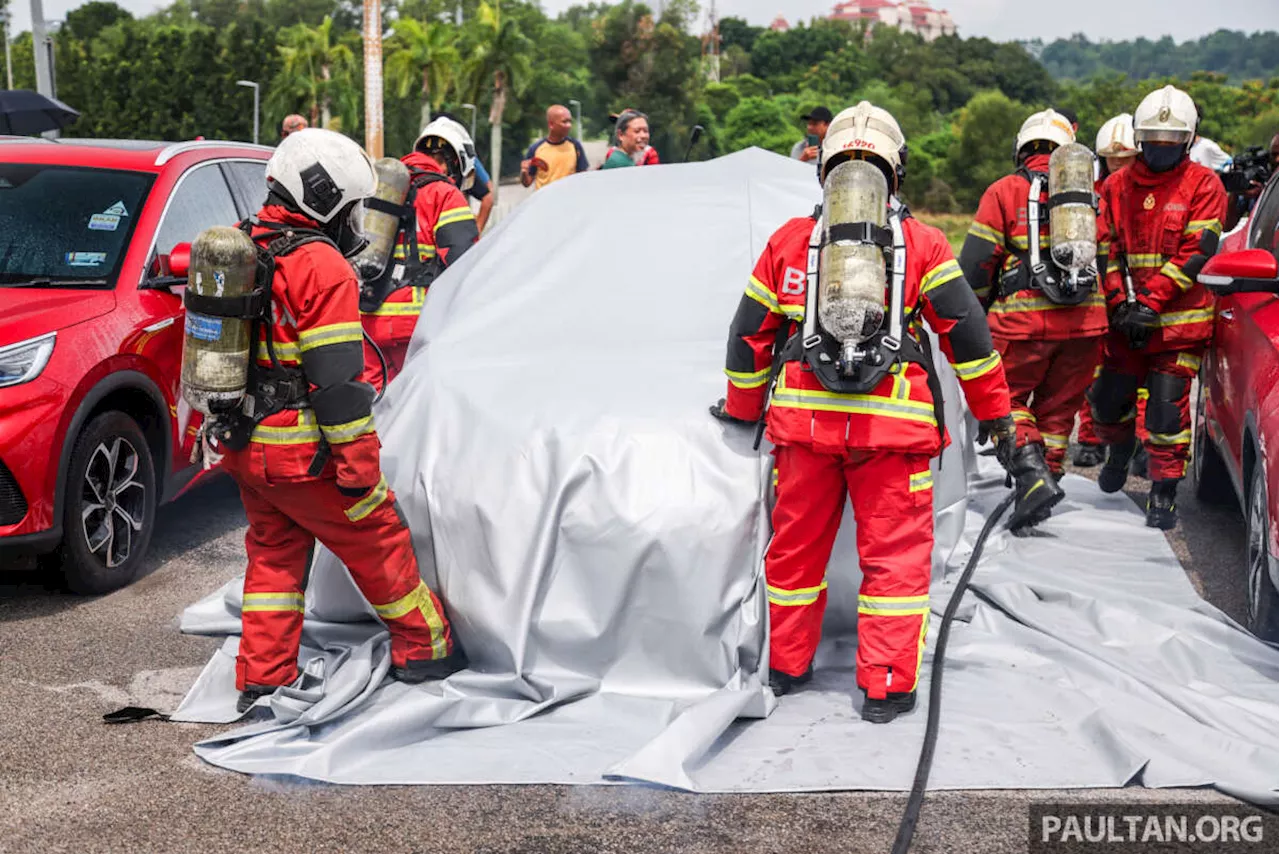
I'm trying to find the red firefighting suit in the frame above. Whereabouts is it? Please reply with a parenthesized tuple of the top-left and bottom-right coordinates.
(360, 153, 478, 390)
(958, 153, 1108, 474)
(1076, 176, 1148, 448)
(1091, 158, 1226, 481)
(223, 205, 456, 691)
(723, 214, 1012, 699)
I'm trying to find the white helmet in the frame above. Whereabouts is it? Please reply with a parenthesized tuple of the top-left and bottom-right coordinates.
(415, 117, 477, 191)
(1133, 84, 1197, 149)
(265, 128, 377, 224)
(1014, 109, 1075, 162)
(820, 101, 907, 189)
(1095, 113, 1137, 158)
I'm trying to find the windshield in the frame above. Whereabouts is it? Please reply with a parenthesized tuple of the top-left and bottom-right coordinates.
(0, 163, 154, 287)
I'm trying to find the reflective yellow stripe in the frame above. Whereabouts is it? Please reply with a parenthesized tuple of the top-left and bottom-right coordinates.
(321, 414, 376, 445)
(298, 321, 364, 352)
(858, 593, 930, 616)
(256, 339, 301, 363)
(973, 285, 992, 300)
(392, 245, 436, 261)
(1176, 353, 1202, 372)
(780, 303, 805, 320)
(1185, 219, 1222, 236)
(369, 287, 427, 317)
(890, 366, 910, 400)
(967, 222, 1003, 245)
(1042, 432, 1069, 449)
(989, 292, 1106, 314)
(1012, 407, 1034, 424)
(770, 390, 937, 425)
(1009, 234, 1052, 250)
(771, 466, 779, 487)
(1149, 430, 1191, 446)
(436, 206, 475, 228)
(768, 581, 828, 606)
(373, 581, 448, 660)
(344, 474, 390, 522)
(725, 367, 770, 389)
(1161, 262, 1193, 291)
(242, 592, 305, 613)
(909, 469, 933, 493)
(251, 411, 321, 445)
(912, 610, 930, 692)
(1158, 308, 1214, 327)
(951, 351, 1001, 381)
(1128, 254, 1164, 269)
(921, 259, 963, 294)
(745, 275, 780, 313)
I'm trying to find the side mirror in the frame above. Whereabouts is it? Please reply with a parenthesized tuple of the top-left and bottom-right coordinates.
(1197, 248, 1279, 295)
(168, 243, 192, 279)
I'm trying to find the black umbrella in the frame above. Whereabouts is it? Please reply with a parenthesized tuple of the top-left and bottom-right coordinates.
(0, 89, 80, 135)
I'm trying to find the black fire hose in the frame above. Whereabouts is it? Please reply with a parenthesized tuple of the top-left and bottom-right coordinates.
(890, 489, 1016, 854)
(363, 329, 390, 405)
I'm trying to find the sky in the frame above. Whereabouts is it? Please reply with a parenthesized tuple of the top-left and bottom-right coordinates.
(5, 0, 1278, 43)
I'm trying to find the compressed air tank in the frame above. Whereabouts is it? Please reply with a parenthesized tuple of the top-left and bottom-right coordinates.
(1048, 142, 1098, 271)
(819, 159, 888, 346)
(351, 157, 412, 282)
(180, 226, 258, 416)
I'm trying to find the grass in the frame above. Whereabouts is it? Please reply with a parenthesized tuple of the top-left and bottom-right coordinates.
(916, 211, 971, 256)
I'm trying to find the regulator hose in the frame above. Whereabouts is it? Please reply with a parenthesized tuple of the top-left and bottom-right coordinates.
(363, 329, 390, 405)
(890, 489, 1016, 854)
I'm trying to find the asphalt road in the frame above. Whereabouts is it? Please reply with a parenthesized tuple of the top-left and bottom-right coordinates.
(0, 456, 1267, 854)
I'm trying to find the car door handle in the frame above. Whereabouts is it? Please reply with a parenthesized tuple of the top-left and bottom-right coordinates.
(1220, 309, 1234, 321)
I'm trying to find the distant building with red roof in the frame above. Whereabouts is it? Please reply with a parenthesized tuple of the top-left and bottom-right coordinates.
(768, 14, 790, 31)
(829, 0, 955, 40)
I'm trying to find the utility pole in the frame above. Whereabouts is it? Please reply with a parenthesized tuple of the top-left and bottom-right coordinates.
(3, 3, 14, 90)
(362, 0, 383, 158)
(702, 0, 720, 83)
(568, 98, 581, 142)
(29, 0, 52, 97)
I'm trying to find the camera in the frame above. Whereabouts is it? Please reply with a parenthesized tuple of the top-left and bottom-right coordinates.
(1221, 146, 1275, 194)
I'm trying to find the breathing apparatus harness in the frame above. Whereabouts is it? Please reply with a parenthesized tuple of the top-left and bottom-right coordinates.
(995, 166, 1099, 306)
(758, 200, 946, 448)
(188, 217, 386, 471)
(358, 168, 452, 312)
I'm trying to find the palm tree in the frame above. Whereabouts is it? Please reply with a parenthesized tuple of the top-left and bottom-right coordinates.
(386, 19, 460, 133)
(269, 16, 357, 130)
(462, 1, 532, 198)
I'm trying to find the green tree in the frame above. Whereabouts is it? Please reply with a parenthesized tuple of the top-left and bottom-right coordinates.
(721, 96, 793, 155)
(385, 18, 460, 131)
(945, 89, 1028, 209)
(461, 0, 533, 190)
(269, 16, 358, 130)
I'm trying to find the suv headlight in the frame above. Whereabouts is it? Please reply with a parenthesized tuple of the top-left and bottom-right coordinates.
(0, 332, 56, 389)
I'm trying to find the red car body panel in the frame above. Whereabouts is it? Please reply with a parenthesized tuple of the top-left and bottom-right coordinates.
(0, 140, 271, 553)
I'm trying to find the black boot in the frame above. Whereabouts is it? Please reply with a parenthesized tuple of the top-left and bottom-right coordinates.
(1146, 480, 1179, 530)
(1006, 443, 1066, 530)
(1098, 437, 1137, 494)
(236, 684, 278, 714)
(391, 647, 469, 685)
(768, 665, 813, 697)
(1129, 444, 1150, 479)
(1072, 443, 1105, 467)
(861, 691, 917, 724)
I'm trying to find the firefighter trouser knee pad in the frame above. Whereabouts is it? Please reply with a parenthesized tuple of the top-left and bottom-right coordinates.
(1089, 371, 1140, 425)
(1144, 372, 1191, 435)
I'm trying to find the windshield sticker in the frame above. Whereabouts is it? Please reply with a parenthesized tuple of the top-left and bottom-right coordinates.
(89, 213, 121, 231)
(103, 201, 129, 217)
(66, 251, 107, 267)
(185, 313, 223, 342)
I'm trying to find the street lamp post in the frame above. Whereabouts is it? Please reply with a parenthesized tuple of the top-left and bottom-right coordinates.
(461, 103, 477, 140)
(568, 99, 582, 142)
(236, 80, 260, 145)
(361, 0, 384, 158)
(2, 6, 13, 90)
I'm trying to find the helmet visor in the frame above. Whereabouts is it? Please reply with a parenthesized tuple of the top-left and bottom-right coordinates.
(1136, 128, 1191, 146)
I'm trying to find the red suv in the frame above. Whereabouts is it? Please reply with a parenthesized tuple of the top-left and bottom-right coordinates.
(0, 138, 271, 592)
(1193, 172, 1279, 641)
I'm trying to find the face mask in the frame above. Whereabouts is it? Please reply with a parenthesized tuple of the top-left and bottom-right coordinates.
(330, 201, 369, 258)
(1141, 145, 1185, 173)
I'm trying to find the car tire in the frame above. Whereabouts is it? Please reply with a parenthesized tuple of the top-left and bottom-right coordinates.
(1245, 462, 1279, 643)
(1191, 382, 1233, 505)
(54, 411, 157, 595)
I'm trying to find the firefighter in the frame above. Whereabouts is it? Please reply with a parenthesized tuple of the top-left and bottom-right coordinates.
(214, 129, 466, 713)
(710, 102, 1039, 724)
(958, 109, 1105, 488)
(360, 118, 479, 390)
(1091, 85, 1226, 529)
(1075, 114, 1141, 468)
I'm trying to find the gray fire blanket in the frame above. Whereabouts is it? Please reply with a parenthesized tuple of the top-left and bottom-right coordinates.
(174, 149, 1278, 804)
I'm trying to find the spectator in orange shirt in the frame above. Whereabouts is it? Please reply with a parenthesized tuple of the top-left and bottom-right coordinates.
(520, 104, 589, 190)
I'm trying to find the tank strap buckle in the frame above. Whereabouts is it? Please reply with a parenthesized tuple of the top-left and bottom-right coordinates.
(803, 333, 823, 349)
(881, 335, 901, 353)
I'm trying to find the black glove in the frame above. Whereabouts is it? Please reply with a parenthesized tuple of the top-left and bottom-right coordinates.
(709, 398, 755, 426)
(978, 415, 1017, 469)
(337, 483, 374, 499)
(1114, 302, 1159, 350)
